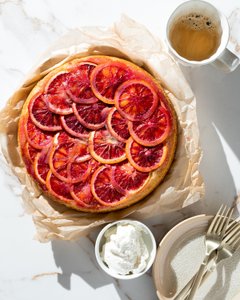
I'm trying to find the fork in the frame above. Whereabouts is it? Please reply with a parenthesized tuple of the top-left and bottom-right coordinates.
(186, 205, 233, 300)
(174, 220, 240, 300)
(203, 220, 240, 278)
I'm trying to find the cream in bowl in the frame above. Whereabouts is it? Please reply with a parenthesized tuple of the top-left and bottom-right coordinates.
(95, 219, 156, 279)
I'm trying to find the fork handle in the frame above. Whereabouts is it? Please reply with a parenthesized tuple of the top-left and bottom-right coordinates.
(173, 278, 194, 300)
(173, 258, 215, 300)
(185, 255, 210, 300)
(173, 276, 195, 300)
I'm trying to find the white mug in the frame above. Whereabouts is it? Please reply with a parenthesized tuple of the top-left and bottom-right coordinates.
(166, 0, 239, 72)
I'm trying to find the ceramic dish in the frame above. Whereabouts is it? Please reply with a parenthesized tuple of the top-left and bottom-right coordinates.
(95, 219, 156, 280)
(152, 215, 240, 300)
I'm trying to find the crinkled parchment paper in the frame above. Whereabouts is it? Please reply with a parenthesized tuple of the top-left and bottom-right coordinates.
(0, 16, 204, 242)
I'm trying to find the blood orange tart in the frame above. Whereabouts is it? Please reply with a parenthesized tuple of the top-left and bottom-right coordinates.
(18, 55, 177, 213)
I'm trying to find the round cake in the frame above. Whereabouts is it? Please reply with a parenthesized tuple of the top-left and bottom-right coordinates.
(18, 55, 177, 212)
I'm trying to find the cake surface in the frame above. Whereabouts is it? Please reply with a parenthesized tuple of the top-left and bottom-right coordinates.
(18, 55, 177, 212)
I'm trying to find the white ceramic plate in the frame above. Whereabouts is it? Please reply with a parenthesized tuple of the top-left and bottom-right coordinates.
(152, 215, 240, 300)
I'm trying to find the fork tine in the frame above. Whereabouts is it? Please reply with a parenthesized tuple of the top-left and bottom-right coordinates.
(211, 205, 226, 233)
(213, 206, 228, 234)
(217, 207, 234, 236)
(207, 204, 224, 234)
(225, 220, 239, 235)
(232, 234, 240, 249)
(211, 205, 231, 235)
(224, 222, 240, 242)
(224, 224, 240, 246)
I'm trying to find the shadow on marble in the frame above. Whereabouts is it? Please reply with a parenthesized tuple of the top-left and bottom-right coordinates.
(180, 64, 240, 214)
(51, 237, 110, 290)
(203, 245, 240, 300)
(51, 237, 158, 299)
(49, 201, 203, 299)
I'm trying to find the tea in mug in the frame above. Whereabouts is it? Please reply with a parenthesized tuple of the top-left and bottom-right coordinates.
(169, 13, 222, 61)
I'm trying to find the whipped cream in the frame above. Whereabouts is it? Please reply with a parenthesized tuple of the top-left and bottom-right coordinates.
(101, 223, 149, 275)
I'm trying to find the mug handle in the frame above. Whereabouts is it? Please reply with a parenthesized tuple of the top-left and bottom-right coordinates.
(212, 48, 240, 72)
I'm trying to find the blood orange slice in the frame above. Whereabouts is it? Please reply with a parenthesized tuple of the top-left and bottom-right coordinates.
(70, 140, 91, 162)
(46, 72, 70, 94)
(21, 143, 38, 178)
(128, 106, 171, 146)
(60, 114, 90, 138)
(70, 177, 102, 208)
(91, 61, 133, 104)
(67, 158, 99, 187)
(45, 94, 73, 115)
(67, 155, 93, 184)
(91, 166, 126, 206)
(72, 101, 109, 130)
(89, 130, 126, 164)
(106, 107, 130, 142)
(126, 138, 168, 172)
(112, 162, 150, 193)
(45, 72, 73, 115)
(25, 117, 54, 149)
(49, 137, 76, 182)
(29, 93, 61, 131)
(67, 62, 98, 104)
(25, 142, 39, 164)
(115, 79, 158, 121)
(34, 148, 50, 185)
(50, 135, 90, 183)
(56, 131, 74, 145)
(46, 171, 73, 203)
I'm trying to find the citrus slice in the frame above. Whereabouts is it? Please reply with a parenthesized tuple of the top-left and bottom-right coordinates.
(20, 142, 38, 178)
(91, 61, 133, 104)
(55, 131, 74, 145)
(69, 140, 91, 162)
(68, 158, 99, 186)
(45, 94, 73, 115)
(128, 106, 171, 146)
(34, 148, 50, 185)
(49, 137, 76, 182)
(29, 93, 61, 131)
(126, 138, 168, 172)
(115, 79, 158, 121)
(25, 142, 39, 164)
(60, 114, 90, 138)
(67, 156, 92, 184)
(89, 130, 126, 164)
(91, 166, 126, 206)
(46, 171, 73, 203)
(45, 72, 73, 115)
(66, 62, 98, 104)
(70, 177, 102, 208)
(46, 72, 71, 94)
(72, 102, 109, 130)
(112, 162, 150, 193)
(50, 135, 90, 183)
(25, 117, 54, 149)
(106, 107, 130, 142)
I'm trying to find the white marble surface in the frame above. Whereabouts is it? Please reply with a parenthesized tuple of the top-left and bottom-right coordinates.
(0, 1, 240, 299)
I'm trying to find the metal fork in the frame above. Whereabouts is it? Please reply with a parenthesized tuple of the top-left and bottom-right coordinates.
(186, 205, 233, 300)
(203, 220, 240, 277)
(174, 214, 238, 300)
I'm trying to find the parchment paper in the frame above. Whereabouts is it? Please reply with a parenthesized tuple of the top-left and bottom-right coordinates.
(0, 16, 204, 242)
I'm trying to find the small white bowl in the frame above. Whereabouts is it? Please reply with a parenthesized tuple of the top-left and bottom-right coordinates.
(95, 219, 157, 280)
